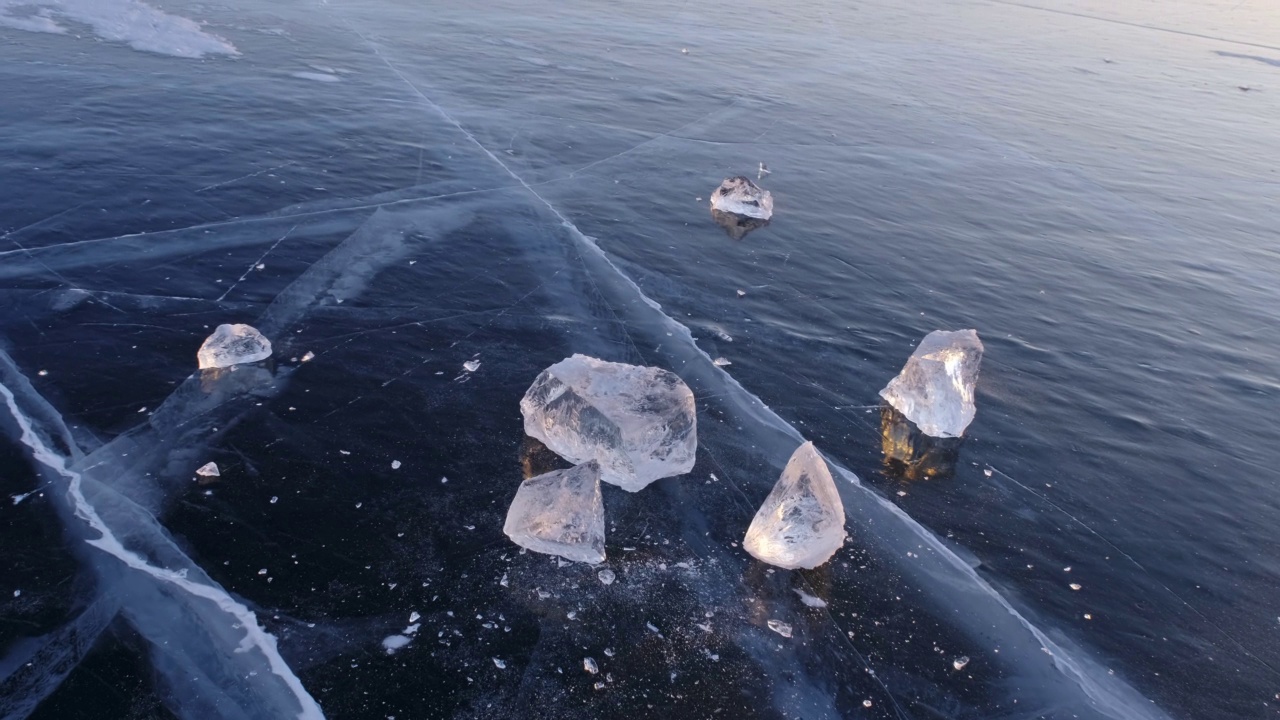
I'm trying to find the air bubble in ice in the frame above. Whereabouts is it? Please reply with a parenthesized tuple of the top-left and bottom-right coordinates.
(879, 329, 983, 438)
(743, 442, 846, 569)
(197, 323, 272, 369)
(521, 354, 696, 492)
(502, 461, 606, 564)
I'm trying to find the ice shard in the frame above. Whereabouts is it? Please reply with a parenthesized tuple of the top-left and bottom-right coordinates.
(196, 323, 273, 370)
(520, 355, 696, 492)
(743, 442, 846, 570)
(503, 461, 607, 564)
(710, 176, 774, 220)
(878, 329, 984, 438)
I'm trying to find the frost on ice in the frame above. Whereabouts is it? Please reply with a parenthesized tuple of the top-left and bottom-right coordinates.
(197, 324, 273, 370)
(503, 461, 607, 564)
(710, 176, 773, 220)
(520, 355, 696, 492)
(743, 442, 846, 570)
(879, 329, 984, 438)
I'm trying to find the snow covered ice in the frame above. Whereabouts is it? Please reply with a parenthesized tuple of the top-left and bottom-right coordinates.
(520, 355, 696, 492)
(710, 176, 774, 220)
(196, 324, 273, 370)
(503, 461, 607, 564)
(743, 442, 846, 570)
(879, 329, 984, 438)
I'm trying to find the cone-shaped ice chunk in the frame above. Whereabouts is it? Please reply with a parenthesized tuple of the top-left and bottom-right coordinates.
(520, 355, 696, 492)
(743, 442, 846, 570)
(710, 176, 774, 220)
(197, 323, 273, 369)
(879, 329, 983, 438)
(503, 461, 607, 564)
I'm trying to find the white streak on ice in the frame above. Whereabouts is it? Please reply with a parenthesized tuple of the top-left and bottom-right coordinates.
(0, 0, 238, 58)
(0, 383, 325, 720)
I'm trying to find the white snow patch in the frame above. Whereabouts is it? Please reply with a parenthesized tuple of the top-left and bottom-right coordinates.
(0, 0, 239, 58)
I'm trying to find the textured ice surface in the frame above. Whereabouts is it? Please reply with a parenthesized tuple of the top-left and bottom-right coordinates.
(710, 176, 774, 220)
(0, 0, 238, 57)
(743, 442, 846, 570)
(197, 324, 273, 370)
(503, 461, 606, 564)
(879, 329, 984, 438)
(520, 354, 696, 491)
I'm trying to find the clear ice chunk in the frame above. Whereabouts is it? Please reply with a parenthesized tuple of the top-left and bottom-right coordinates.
(742, 442, 846, 570)
(710, 176, 774, 220)
(878, 329, 984, 438)
(520, 354, 696, 492)
(196, 323, 272, 369)
(502, 461, 607, 564)
(195, 462, 220, 478)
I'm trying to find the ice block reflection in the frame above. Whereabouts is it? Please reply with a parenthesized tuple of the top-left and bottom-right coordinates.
(880, 405, 963, 481)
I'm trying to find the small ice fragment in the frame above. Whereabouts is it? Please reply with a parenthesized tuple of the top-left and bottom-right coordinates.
(37, 370, 48, 376)
(463, 359, 481, 373)
(137, 406, 147, 413)
(767, 619, 793, 638)
(1084, 613, 1093, 620)
(758, 162, 771, 178)
(269, 496, 278, 504)
(521, 355, 697, 492)
(493, 658, 506, 669)
(953, 656, 970, 670)
(983, 468, 993, 477)
(340, 450, 351, 455)
(500, 573, 509, 587)
(604, 648, 615, 657)
(382, 635, 411, 653)
(681, 48, 688, 54)
(710, 176, 773, 220)
(301, 351, 315, 362)
(598, 568, 616, 585)
(257, 568, 268, 575)
(503, 462, 606, 564)
(441, 476, 448, 484)
(583, 657, 599, 674)
(256, 263, 266, 270)
(736, 290, 746, 297)
(879, 330, 984, 438)
(863, 700, 873, 708)
(13, 590, 20, 597)
(391, 460, 402, 470)
(743, 442, 846, 569)
(793, 588, 828, 608)
(1070, 583, 1082, 591)
(409, 611, 420, 622)
(195, 462, 220, 478)
(712, 357, 732, 367)
(896, 490, 907, 497)
(197, 323, 273, 369)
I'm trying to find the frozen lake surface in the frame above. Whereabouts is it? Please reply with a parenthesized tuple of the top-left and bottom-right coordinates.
(2, 0, 1279, 718)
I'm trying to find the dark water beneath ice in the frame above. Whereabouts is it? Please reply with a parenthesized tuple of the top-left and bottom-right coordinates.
(2, 1, 1279, 718)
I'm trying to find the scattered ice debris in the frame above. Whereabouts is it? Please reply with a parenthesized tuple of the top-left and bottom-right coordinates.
(195, 462, 220, 478)
(863, 700, 873, 708)
(256, 263, 266, 270)
(463, 359, 481, 373)
(382, 635, 411, 654)
(879, 329, 984, 438)
(340, 450, 351, 455)
(500, 573, 509, 587)
(503, 461, 606, 564)
(137, 406, 147, 413)
(583, 657, 599, 674)
(681, 48, 689, 54)
(37, 370, 48, 376)
(391, 460, 402, 470)
(983, 467, 993, 477)
(301, 351, 315, 362)
(710, 176, 774, 220)
(493, 658, 506, 669)
(766, 620, 793, 638)
(409, 611, 420, 622)
(736, 289, 746, 297)
(794, 588, 828, 608)
(712, 357, 732, 367)
(270, 496, 278, 504)
(896, 490, 907, 497)
(197, 323, 272, 369)
(1084, 613, 1093, 620)
(598, 568, 616, 585)
(953, 656, 970, 670)
(521, 354, 697, 492)
(758, 162, 771, 179)
(1070, 583, 1083, 591)
(604, 648, 615, 657)
(441, 476, 449, 484)
(12, 492, 34, 505)
(743, 442, 846, 569)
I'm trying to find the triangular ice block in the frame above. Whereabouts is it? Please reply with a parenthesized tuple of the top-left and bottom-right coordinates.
(503, 461, 606, 564)
(743, 442, 846, 570)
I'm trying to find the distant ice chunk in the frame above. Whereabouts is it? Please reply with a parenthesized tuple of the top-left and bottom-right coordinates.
(766, 619, 793, 638)
(0, 0, 239, 58)
(382, 634, 411, 653)
(520, 355, 696, 492)
(583, 657, 599, 674)
(793, 588, 828, 608)
(195, 462, 220, 478)
(743, 442, 846, 570)
(197, 324, 272, 369)
(710, 176, 773, 220)
(503, 461, 606, 564)
(879, 329, 984, 438)
(463, 359, 481, 373)
(597, 568, 616, 585)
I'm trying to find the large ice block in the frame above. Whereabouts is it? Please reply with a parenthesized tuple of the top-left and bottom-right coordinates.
(503, 461, 606, 564)
(196, 324, 272, 370)
(710, 176, 774, 220)
(743, 442, 846, 569)
(879, 329, 984, 438)
(520, 355, 696, 492)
